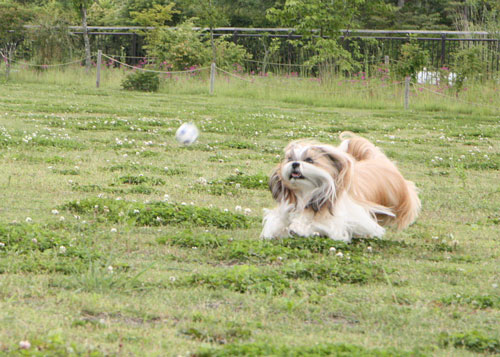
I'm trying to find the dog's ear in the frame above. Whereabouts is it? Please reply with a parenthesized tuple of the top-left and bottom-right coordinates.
(318, 146, 353, 193)
(269, 165, 295, 203)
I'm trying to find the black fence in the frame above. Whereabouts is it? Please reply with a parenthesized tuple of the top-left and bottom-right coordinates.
(31, 26, 500, 74)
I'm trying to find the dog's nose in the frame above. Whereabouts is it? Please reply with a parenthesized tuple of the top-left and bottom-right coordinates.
(292, 162, 300, 169)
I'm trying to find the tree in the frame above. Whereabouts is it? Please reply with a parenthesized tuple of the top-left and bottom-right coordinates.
(0, 2, 32, 79)
(267, 0, 365, 73)
(71, 0, 94, 73)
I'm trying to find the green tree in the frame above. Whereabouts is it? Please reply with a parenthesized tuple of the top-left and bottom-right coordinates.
(267, 0, 365, 74)
(0, 1, 32, 79)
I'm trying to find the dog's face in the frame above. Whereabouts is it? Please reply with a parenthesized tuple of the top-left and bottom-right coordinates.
(270, 140, 352, 211)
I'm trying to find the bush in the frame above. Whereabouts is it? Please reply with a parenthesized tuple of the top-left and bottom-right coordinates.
(144, 20, 251, 71)
(145, 20, 211, 70)
(121, 70, 160, 92)
(452, 46, 488, 94)
(214, 36, 252, 70)
(395, 41, 429, 80)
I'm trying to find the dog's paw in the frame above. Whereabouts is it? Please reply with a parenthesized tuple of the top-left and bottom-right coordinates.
(288, 221, 311, 237)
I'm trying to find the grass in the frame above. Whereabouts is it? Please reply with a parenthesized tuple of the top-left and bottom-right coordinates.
(0, 65, 498, 356)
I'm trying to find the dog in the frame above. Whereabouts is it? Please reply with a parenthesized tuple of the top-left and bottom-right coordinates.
(261, 132, 420, 242)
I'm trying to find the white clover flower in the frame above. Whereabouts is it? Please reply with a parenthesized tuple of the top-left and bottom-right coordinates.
(169, 276, 176, 282)
(0, 242, 5, 248)
(367, 246, 373, 253)
(19, 341, 31, 350)
(335, 251, 344, 258)
(59, 246, 67, 254)
(133, 209, 140, 214)
(224, 208, 229, 212)
(277, 256, 283, 261)
(235, 183, 241, 189)
(329, 247, 336, 253)
(59, 216, 65, 221)
(25, 217, 33, 223)
(32, 238, 37, 244)
(110, 228, 117, 233)
(107, 265, 114, 273)
(244, 208, 252, 215)
(181, 202, 187, 206)
(235, 206, 242, 212)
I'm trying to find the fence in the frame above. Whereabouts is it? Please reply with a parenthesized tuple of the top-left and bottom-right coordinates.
(60, 27, 500, 73)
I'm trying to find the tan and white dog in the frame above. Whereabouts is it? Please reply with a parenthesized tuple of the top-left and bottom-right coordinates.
(261, 132, 420, 242)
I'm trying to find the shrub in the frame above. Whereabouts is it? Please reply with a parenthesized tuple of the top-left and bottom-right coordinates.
(144, 20, 251, 71)
(121, 71, 160, 92)
(214, 36, 252, 70)
(144, 20, 211, 70)
(452, 46, 488, 94)
(395, 41, 429, 80)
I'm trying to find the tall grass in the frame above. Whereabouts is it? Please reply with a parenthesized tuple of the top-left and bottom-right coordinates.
(5, 63, 499, 116)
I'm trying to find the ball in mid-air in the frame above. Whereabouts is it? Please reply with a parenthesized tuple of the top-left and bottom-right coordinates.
(175, 123, 199, 145)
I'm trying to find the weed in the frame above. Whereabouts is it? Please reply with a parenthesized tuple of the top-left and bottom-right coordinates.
(117, 175, 165, 186)
(193, 342, 424, 356)
(439, 330, 500, 354)
(283, 258, 382, 285)
(183, 265, 292, 295)
(5, 333, 104, 356)
(63, 198, 253, 229)
(224, 172, 268, 189)
(180, 322, 252, 344)
(439, 294, 500, 309)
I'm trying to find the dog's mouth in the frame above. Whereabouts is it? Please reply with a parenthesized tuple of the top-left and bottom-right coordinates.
(289, 170, 304, 180)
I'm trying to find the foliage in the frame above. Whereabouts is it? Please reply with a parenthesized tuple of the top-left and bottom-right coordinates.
(224, 172, 268, 189)
(130, 2, 178, 27)
(394, 41, 429, 80)
(440, 293, 500, 309)
(452, 45, 488, 94)
(194, 342, 423, 357)
(144, 20, 251, 70)
(214, 36, 252, 70)
(183, 265, 293, 295)
(27, 10, 77, 65)
(144, 20, 211, 70)
(266, 0, 365, 75)
(0, 1, 32, 74)
(439, 330, 500, 354)
(62, 198, 253, 229)
(4, 333, 104, 356)
(121, 70, 160, 92)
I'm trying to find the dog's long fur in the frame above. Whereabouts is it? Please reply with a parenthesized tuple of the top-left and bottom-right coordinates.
(261, 132, 421, 242)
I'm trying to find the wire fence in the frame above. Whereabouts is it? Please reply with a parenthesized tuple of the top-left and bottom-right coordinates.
(3, 51, 498, 113)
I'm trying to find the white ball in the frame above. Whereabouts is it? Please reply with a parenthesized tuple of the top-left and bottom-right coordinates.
(175, 123, 199, 146)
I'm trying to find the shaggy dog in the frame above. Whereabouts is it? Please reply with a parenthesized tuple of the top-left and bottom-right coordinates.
(261, 132, 420, 242)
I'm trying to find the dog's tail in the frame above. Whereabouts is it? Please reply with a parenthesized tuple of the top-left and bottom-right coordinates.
(339, 131, 381, 162)
(395, 180, 421, 230)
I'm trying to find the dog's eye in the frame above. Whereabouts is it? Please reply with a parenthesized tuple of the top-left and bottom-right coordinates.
(304, 157, 314, 164)
(286, 157, 293, 162)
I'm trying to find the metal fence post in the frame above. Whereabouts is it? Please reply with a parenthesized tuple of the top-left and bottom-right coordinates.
(441, 34, 446, 66)
(404, 76, 410, 110)
(96, 50, 102, 88)
(209, 62, 216, 95)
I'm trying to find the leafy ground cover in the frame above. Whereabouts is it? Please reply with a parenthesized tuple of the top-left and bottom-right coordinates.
(0, 68, 498, 355)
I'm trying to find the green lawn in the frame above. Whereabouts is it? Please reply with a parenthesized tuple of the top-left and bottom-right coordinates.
(0, 69, 499, 356)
